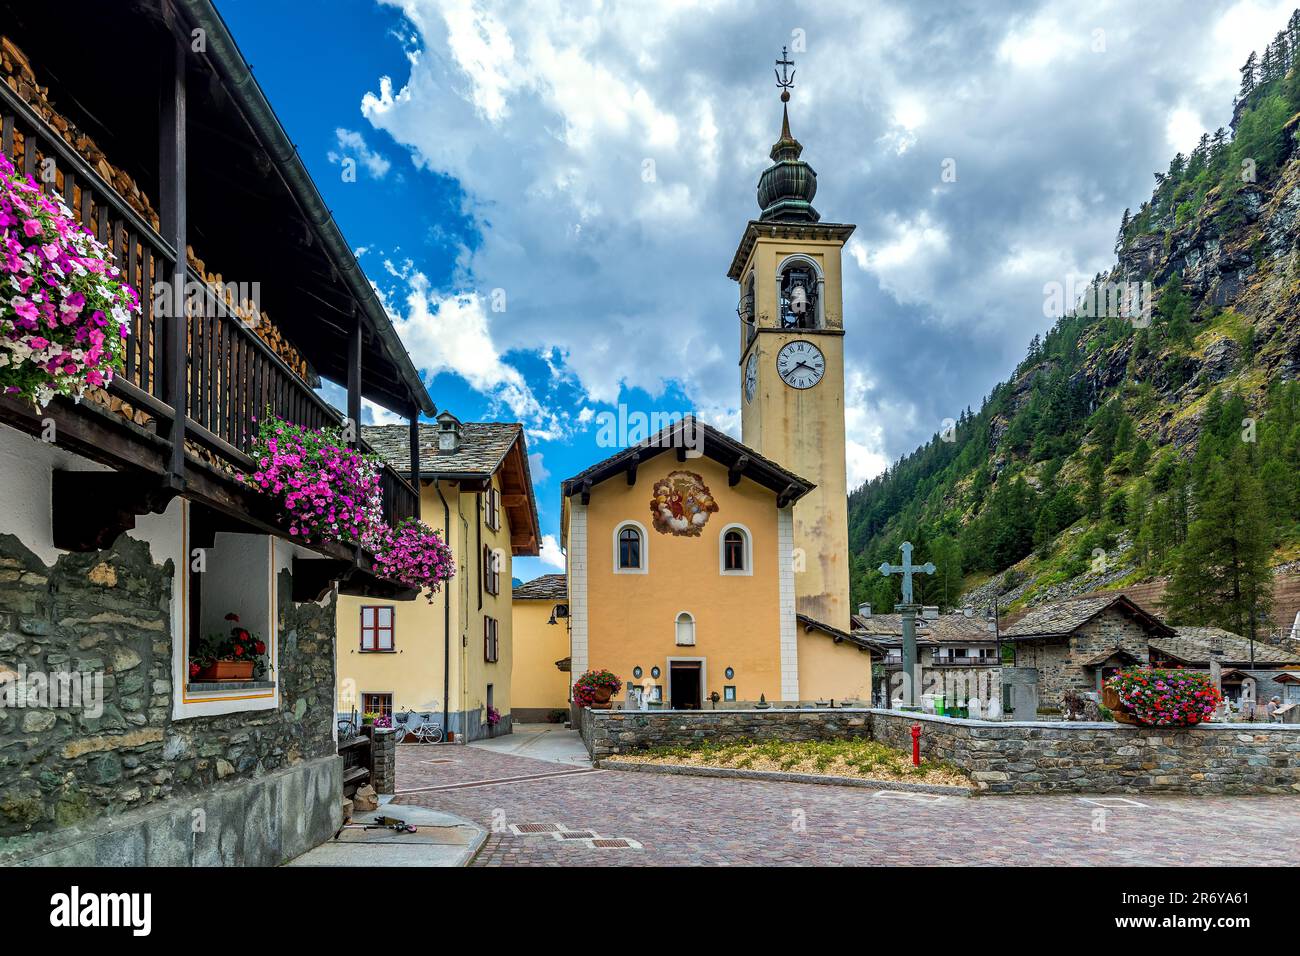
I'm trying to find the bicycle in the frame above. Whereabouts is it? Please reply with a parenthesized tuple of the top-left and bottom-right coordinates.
(393, 707, 444, 744)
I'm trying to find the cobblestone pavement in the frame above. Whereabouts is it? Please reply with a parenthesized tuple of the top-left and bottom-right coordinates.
(391, 744, 1300, 866)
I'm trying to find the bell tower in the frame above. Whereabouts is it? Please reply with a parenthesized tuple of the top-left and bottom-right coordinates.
(728, 50, 855, 631)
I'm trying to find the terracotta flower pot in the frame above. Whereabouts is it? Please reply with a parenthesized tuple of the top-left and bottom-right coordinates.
(590, 685, 615, 710)
(195, 660, 255, 682)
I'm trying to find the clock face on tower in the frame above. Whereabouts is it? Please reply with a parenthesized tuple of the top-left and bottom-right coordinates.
(776, 340, 825, 390)
(744, 352, 758, 403)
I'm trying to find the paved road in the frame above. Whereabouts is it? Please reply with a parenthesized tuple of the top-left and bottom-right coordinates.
(391, 736, 1300, 866)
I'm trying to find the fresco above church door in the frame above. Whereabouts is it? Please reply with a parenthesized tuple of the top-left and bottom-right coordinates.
(650, 471, 719, 536)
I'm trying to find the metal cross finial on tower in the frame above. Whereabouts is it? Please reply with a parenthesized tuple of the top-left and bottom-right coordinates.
(774, 46, 796, 102)
(879, 541, 935, 607)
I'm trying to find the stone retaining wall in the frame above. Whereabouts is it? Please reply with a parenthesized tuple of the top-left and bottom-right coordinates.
(870, 709, 1300, 795)
(578, 707, 872, 759)
(574, 705, 1300, 794)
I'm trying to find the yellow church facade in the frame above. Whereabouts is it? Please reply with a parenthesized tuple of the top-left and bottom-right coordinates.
(561, 420, 811, 706)
(335, 413, 540, 741)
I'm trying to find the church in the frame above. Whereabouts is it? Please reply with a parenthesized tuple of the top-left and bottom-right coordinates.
(557, 71, 873, 707)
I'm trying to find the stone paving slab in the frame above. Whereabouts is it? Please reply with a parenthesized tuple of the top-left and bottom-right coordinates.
(394, 741, 1300, 867)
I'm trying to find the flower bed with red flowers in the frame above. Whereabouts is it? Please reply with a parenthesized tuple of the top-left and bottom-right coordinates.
(0, 154, 138, 408)
(1105, 667, 1221, 727)
(244, 415, 455, 599)
(572, 669, 622, 708)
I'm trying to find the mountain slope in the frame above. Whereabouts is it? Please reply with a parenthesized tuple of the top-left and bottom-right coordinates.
(848, 12, 1300, 638)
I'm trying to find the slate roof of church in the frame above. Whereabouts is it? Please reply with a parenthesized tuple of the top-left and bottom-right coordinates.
(364, 422, 521, 477)
(513, 574, 567, 601)
(1151, 626, 1300, 667)
(560, 415, 814, 502)
(1000, 594, 1173, 640)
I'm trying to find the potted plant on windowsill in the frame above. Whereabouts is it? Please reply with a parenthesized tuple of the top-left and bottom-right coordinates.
(190, 613, 266, 683)
(572, 669, 623, 710)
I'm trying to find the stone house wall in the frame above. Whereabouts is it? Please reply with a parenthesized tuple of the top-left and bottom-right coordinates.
(0, 531, 339, 864)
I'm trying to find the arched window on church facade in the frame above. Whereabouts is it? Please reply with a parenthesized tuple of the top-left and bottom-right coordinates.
(778, 259, 821, 329)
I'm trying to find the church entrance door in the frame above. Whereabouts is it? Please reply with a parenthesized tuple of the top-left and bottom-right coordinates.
(669, 660, 703, 710)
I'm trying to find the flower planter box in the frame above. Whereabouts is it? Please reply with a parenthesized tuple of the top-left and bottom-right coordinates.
(195, 660, 255, 682)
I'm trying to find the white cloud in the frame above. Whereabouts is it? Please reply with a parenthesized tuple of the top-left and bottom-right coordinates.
(537, 533, 565, 570)
(528, 451, 550, 484)
(328, 127, 392, 179)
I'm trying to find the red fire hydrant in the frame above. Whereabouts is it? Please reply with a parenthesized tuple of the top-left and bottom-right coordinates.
(910, 724, 922, 767)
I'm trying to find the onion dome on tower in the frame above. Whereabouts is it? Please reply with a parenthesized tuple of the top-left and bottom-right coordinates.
(756, 47, 819, 223)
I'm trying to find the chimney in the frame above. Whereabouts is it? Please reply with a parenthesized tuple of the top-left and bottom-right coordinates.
(436, 410, 462, 454)
(922, 606, 940, 620)
(857, 602, 872, 617)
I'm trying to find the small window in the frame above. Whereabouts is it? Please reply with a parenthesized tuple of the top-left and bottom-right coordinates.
(723, 685, 737, 702)
(483, 545, 501, 596)
(619, 527, 642, 570)
(362, 692, 393, 718)
(484, 616, 499, 663)
(360, 606, 395, 651)
(719, 524, 752, 575)
(485, 488, 501, 532)
(675, 611, 696, 646)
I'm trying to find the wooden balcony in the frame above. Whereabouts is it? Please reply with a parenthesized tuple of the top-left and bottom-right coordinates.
(0, 75, 419, 558)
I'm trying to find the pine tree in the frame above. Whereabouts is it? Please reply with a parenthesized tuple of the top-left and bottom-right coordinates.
(1166, 445, 1274, 636)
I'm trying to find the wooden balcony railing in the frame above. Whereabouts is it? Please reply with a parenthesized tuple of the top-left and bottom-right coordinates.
(0, 80, 419, 533)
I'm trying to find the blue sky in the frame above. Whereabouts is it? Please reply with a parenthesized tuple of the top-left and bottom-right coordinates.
(215, 0, 1293, 582)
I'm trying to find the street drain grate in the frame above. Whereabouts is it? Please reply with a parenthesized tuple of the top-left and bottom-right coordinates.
(505, 821, 642, 849)
(512, 823, 561, 834)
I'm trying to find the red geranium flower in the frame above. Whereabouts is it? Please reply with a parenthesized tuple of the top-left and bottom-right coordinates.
(233, 645, 244, 657)
(225, 613, 240, 622)
(254, 641, 266, 655)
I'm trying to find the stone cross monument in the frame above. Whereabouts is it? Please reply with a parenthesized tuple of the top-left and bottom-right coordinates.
(880, 542, 935, 710)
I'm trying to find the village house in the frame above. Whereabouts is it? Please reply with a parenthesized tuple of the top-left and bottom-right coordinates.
(510, 574, 570, 723)
(1000, 595, 1174, 705)
(335, 413, 540, 741)
(0, 1, 436, 865)
(851, 608, 1002, 706)
(1149, 625, 1300, 712)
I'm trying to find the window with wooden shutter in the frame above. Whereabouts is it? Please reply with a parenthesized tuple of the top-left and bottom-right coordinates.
(482, 545, 500, 596)
(360, 606, 395, 651)
(485, 488, 500, 532)
(483, 616, 499, 662)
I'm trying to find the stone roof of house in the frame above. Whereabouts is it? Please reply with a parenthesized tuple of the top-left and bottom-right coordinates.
(1000, 594, 1173, 640)
(513, 574, 567, 601)
(1077, 645, 1143, 668)
(1151, 626, 1300, 667)
(363, 422, 522, 477)
(850, 613, 994, 646)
